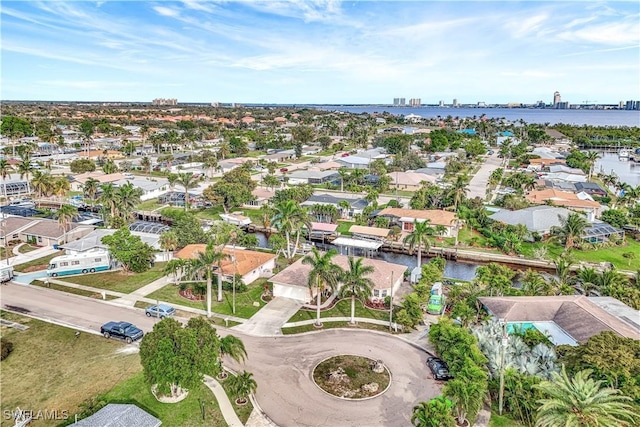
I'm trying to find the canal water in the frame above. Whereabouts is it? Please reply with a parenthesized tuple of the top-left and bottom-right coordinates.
(253, 232, 479, 281)
(594, 152, 640, 187)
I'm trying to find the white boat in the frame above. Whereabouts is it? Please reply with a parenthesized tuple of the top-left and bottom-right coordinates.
(219, 212, 252, 227)
(618, 149, 630, 159)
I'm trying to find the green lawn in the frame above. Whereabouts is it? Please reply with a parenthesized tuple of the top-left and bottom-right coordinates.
(145, 278, 268, 319)
(31, 280, 119, 300)
(282, 321, 394, 335)
(519, 239, 640, 271)
(17, 244, 38, 254)
(287, 299, 391, 323)
(336, 221, 353, 235)
(219, 375, 254, 424)
(13, 251, 63, 272)
(0, 311, 141, 427)
(80, 372, 227, 427)
(489, 413, 525, 427)
(61, 263, 167, 294)
(136, 199, 163, 211)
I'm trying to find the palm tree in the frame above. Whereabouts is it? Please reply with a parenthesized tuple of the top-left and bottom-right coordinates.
(115, 182, 142, 220)
(159, 230, 178, 261)
(403, 220, 434, 268)
(17, 155, 33, 181)
(176, 172, 198, 211)
(535, 367, 638, 427)
(217, 335, 247, 378)
(83, 177, 100, 205)
(30, 170, 51, 197)
(584, 151, 600, 181)
(411, 397, 456, 427)
(54, 204, 78, 244)
(186, 242, 229, 316)
(0, 159, 12, 198)
(227, 371, 257, 405)
(551, 213, 589, 249)
(140, 156, 151, 175)
(218, 141, 231, 160)
(164, 258, 187, 285)
(302, 248, 343, 326)
(271, 200, 311, 259)
(449, 174, 470, 212)
(338, 167, 349, 192)
(102, 158, 118, 174)
(339, 256, 375, 324)
(52, 176, 70, 199)
(99, 183, 118, 219)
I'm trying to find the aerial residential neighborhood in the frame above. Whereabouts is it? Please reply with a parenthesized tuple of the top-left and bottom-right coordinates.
(1, 100, 638, 427)
(2, 1, 640, 427)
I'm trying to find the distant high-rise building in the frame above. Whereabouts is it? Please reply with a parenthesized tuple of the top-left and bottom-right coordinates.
(556, 101, 570, 109)
(625, 100, 640, 110)
(393, 98, 405, 106)
(439, 100, 445, 107)
(452, 98, 459, 107)
(408, 98, 421, 107)
(152, 98, 178, 106)
(477, 101, 486, 107)
(553, 91, 561, 107)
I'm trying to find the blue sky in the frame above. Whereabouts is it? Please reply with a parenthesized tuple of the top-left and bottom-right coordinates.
(1, 1, 638, 104)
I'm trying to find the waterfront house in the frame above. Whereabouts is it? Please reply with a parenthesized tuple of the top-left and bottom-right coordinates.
(525, 189, 602, 221)
(375, 208, 459, 237)
(70, 172, 125, 191)
(244, 188, 276, 208)
(270, 254, 406, 303)
(574, 182, 607, 197)
(0, 217, 94, 247)
(488, 206, 574, 236)
(301, 194, 368, 219)
(176, 244, 276, 285)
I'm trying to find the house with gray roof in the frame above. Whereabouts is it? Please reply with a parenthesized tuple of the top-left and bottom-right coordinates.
(488, 205, 574, 236)
(74, 404, 161, 427)
(301, 194, 368, 219)
(287, 169, 340, 185)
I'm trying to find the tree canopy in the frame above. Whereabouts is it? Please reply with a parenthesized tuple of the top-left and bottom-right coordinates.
(101, 227, 155, 273)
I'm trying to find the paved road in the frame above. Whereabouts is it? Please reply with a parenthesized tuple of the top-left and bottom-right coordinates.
(467, 153, 502, 200)
(1, 284, 440, 427)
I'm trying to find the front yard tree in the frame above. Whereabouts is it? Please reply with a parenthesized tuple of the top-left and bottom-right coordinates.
(140, 317, 222, 400)
(270, 200, 311, 259)
(302, 248, 343, 327)
(227, 371, 257, 405)
(202, 168, 256, 213)
(339, 256, 374, 324)
(101, 227, 154, 273)
(403, 220, 434, 268)
(186, 242, 229, 316)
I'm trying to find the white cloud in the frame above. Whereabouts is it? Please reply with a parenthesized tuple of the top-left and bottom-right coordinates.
(153, 6, 180, 18)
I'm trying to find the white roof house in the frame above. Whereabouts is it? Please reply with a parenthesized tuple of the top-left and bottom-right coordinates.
(489, 206, 575, 235)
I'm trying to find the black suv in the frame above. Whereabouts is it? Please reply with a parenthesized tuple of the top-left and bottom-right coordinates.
(427, 356, 453, 381)
(100, 321, 144, 344)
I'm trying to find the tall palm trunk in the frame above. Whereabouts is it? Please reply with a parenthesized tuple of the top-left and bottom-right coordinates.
(206, 273, 212, 318)
(316, 277, 322, 326)
(417, 246, 422, 268)
(217, 269, 223, 302)
(350, 295, 356, 324)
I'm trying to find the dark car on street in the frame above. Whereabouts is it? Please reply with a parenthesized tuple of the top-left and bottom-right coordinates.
(427, 356, 453, 381)
(100, 321, 144, 344)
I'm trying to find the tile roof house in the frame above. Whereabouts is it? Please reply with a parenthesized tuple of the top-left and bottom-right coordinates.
(525, 189, 601, 221)
(175, 244, 276, 285)
(375, 208, 459, 237)
(479, 295, 639, 343)
(70, 172, 125, 191)
(270, 254, 406, 303)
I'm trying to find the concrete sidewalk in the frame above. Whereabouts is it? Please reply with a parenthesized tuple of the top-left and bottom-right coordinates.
(203, 375, 244, 427)
(2, 245, 59, 267)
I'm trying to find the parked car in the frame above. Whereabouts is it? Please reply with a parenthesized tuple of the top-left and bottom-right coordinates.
(145, 303, 176, 319)
(279, 167, 288, 173)
(100, 321, 144, 344)
(427, 356, 453, 381)
(341, 152, 350, 157)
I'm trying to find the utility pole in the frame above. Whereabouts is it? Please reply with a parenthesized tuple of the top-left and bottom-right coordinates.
(388, 270, 394, 332)
(498, 318, 508, 416)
